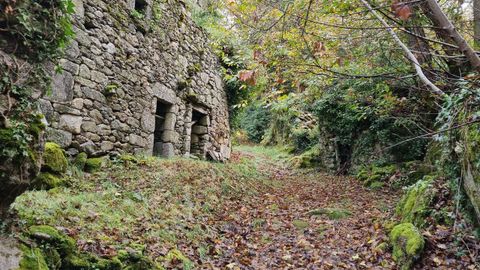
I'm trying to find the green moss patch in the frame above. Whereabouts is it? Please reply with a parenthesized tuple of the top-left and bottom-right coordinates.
(85, 157, 107, 173)
(43, 142, 68, 173)
(29, 225, 76, 255)
(73, 152, 88, 170)
(292, 220, 309, 230)
(18, 244, 49, 270)
(34, 172, 65, 189)
(356, 164, 397, 187)
(307, 208, 352, 220)
(389, 223, 424, 270)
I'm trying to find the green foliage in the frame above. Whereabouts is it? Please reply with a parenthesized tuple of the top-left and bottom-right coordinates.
(237, 102, 271, 143)
(0, 0, 74, 183)
(435, 82, 480, 224)
(314, 78, 429, 166)
(0, 0, 75, 61)
(389, 223, 425, 270)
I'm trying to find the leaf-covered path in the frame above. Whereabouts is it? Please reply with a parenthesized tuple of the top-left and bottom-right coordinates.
(207, 148, 399, 269)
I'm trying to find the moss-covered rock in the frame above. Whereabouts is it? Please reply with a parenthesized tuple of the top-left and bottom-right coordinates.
(63, 254, 92, 269)
(63, 253, 125, 270)
(34, 172, 65, 189)
(29, 225, 76, 256)
(43, 142, 68, 173)
(117, 249, 160, 270)
(290, 146, 321, 168)
(18, 244, 49, 270)
(396, 178, 436, 227)
(74, 152, 88, 170)
(85, 157, 107, 173)
(389, 223, 424, 270)
(356, 164, 397, 187)
(95, 257, 123, 270)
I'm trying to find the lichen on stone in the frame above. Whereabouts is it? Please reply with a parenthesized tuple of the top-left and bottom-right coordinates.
(43, 142, 69, 173)
(389, 223, 425, 270)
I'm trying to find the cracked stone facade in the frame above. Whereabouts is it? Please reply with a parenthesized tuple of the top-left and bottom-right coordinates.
(40, 0, 231, 161)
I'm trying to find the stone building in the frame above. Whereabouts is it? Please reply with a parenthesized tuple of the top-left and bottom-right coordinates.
(40, 0, 231, 161)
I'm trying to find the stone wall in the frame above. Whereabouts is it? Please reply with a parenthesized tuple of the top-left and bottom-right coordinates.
(40, 0, 231, 160)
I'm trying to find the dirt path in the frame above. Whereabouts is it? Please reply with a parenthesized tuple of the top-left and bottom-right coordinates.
(208, 150, 399, 269)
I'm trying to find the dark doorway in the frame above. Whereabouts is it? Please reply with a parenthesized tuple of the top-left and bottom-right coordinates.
(153, 101, 171, 156)
(134, 0, 148, 14)
(190, 109, 209, 157)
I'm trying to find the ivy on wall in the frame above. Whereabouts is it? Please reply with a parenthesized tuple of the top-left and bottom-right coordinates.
(0, 0, 74, 180)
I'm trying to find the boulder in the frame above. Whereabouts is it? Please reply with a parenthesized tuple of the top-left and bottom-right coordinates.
(389, 223, 425, 270)
(43, 142, 68, 173)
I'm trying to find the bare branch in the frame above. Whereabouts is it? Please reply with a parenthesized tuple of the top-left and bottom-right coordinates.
(359, 0, 445, 96)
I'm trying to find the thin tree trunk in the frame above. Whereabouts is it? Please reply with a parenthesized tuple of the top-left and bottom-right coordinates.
(359, 0, 444, 96)
(474, 0, 480, 48)
(423, 0, 480, 72)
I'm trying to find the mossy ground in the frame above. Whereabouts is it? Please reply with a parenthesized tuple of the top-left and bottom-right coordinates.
(10, 146, 273, 269)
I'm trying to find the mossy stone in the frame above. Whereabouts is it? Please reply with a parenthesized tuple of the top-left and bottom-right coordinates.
(396, 178, 435, 227)
(74, 152, 88, 170)
(29, 225, 76, 256)
(85, 157, 106, 173)
(389, 223, 424, 270)
(357, 164, 397, 186)
(35, 172, 64, 189)
(43, 142, 68, 173)
(18, 244, 49, 270)
(95, 257, 123, 270)
(118, 249, 159, 270)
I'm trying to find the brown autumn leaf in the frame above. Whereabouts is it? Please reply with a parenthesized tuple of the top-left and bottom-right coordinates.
(391, 1, 412, 21)
(238, 70, 256, 86)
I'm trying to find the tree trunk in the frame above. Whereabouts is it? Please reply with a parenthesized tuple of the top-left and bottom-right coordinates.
(474, 0, 480, 48)
(423, 0, 480, 72)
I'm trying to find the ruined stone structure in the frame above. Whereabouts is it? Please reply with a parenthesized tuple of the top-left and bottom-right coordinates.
(40, 0, 231, 160)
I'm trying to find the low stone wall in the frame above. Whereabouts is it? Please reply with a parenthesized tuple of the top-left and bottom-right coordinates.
(40, 0, 231, 160)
